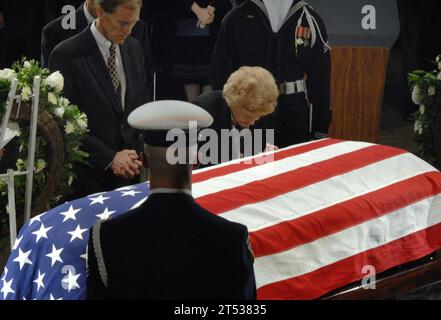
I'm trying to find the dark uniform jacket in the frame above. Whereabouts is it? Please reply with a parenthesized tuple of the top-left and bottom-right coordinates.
(41, 2, 153, 90)
(194, 90, 273, 166)
(48, 27, 150, 197)
(87, 192, 256, 300)
(210, 0, 331, 148)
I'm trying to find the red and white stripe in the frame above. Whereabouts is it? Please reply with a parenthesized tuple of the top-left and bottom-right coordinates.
(192, 139, 441, 299)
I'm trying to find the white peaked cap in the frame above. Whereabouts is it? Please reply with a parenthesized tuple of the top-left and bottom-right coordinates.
(128, 100, 213, 147)
(128, 100, 213, 130)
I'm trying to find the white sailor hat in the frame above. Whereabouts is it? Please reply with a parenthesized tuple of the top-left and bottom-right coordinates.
(128, 100, 213, 147)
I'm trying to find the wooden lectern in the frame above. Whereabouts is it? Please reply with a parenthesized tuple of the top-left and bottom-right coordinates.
(308, 0, 400, 142)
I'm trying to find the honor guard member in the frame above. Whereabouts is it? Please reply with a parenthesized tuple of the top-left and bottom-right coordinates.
(210, 0, 332, 148)
(86, 101, 257, 300)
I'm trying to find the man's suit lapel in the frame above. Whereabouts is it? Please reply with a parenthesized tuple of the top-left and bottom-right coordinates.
(82, 28, 123, 118)
(119, 41, 134, 117)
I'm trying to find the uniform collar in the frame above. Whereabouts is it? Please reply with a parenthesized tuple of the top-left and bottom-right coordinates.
(250, 0, 310, 31)
(262, 0, 294, 32)
(150, 188, 192, 196)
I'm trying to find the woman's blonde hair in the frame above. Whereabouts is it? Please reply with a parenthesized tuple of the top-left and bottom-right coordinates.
(223, 66, 279, 115)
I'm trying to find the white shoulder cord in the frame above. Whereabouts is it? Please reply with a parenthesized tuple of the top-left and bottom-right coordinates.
(294, 8, 306, 56)
(93, 222, 109, 288)
(295, 8, 306, 40)
(304, 7, 317, 48)
(297, 6, 331, 53)
(305, 6, 331, 52)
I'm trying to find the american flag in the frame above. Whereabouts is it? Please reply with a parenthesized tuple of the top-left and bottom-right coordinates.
(0, 183, 149, 300)
(2, 139, 441, 300)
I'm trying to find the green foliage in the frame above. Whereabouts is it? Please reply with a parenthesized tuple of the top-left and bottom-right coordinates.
(0, 59, 89, 228)
(408, 54, 441, 168)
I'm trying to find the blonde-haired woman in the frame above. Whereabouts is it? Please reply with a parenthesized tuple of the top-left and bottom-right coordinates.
(193, 66, 279, 166)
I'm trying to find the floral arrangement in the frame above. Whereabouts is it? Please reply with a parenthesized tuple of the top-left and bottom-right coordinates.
(0, 59, 89, 227)
(408, 55, 441, 168)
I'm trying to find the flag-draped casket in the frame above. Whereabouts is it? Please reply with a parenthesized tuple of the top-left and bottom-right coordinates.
(1, 139, 441, 300)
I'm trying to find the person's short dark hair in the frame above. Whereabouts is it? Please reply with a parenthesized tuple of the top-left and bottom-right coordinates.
(95, 0, 142, 14)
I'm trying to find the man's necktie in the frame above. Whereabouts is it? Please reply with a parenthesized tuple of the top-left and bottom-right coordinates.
(108, 43, 123, 112)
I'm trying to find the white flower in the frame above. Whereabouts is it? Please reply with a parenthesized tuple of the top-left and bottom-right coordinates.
(21, 86, 32, 102)
(48, 92, 58, 105)
(0, 68, 16, 81)
(411, 86, 423, 105)
(68, 176, 73, 186)
(16, 158, 26, 171)
(36, 159, 46, 173)
(438, 72, 441, 80)
(64, 121, 75, 134)
(414, 120, 423, 135)
(23, 61, 32, 69)
(438, 61, 441, 71)
(58, 97, 70, 108)
(419, 105, 425, 114)
(76, 118, 88, 131)
(296, 38, 304, 45)
(428, 86, 436, 96)
(54, 107, 65, 118)
(44, 71, 64, 93)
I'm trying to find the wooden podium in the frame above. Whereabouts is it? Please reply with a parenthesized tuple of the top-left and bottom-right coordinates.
(329, 47, 390, 142)
(308, 0, 400, 142)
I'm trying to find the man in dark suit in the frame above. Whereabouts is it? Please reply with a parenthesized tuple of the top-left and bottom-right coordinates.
(87, 100, 256, 299)
(41, 0, 153, 92)
(48, 0, 150, 199)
